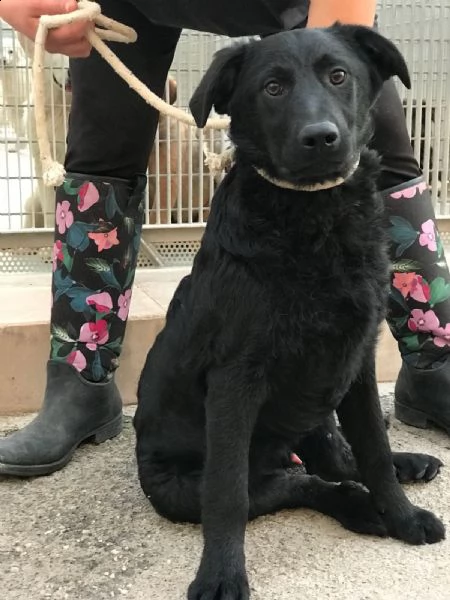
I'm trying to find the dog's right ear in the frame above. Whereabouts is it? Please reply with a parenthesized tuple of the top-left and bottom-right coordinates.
(189, 44, 247, 128)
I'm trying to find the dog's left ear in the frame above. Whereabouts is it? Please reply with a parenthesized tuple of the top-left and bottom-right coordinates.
(334, 24, 411, 91)
(189, 43, 247, 128)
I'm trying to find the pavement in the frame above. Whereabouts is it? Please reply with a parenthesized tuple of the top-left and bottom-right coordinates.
(1, 388, 450, 600)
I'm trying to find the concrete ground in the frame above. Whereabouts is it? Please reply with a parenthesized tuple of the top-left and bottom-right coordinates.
(1, 387, 450, 600)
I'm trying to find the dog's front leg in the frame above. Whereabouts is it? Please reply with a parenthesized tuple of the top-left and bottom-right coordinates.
(188, 368, 263, 600)
(336, 351, 445, 545)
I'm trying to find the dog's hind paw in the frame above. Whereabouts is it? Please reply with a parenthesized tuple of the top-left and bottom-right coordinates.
(393, 452, 443, 483)
(188, 567, 250, 600)
(333, 481, 388, 537)
(386, 506, 445, 545)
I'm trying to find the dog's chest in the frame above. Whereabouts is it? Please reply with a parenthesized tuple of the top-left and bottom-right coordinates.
(239, 226, 386, 433)
(255, 287, 376, 434)
(263, 223, 385, 338)
(266, 260, 377, 364)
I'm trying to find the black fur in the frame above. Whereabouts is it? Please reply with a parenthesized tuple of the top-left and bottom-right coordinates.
(134, 26, 444, 600)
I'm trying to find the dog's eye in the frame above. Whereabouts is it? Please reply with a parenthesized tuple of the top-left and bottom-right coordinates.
(264, 81, 283, 96)
(329, 69, 347, 85)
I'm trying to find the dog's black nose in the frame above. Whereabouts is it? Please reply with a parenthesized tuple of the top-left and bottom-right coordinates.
(299, 121, 340, 151)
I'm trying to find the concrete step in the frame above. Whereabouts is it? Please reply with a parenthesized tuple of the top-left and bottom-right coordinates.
(0, 267, 400, 415)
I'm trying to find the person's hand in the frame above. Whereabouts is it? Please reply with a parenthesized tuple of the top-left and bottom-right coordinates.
(0, 0, 92, 57)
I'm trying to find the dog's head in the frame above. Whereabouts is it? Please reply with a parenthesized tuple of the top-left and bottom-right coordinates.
(43, 52, 72, 93)
(16, 32, 72, 94)
(1, 48, 15, 68)
(190, 25, 410, 187)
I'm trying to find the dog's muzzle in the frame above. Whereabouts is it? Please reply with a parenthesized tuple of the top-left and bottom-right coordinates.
(52, 71, 72, 93)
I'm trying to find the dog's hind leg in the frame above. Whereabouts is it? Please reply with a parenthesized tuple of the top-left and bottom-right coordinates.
(139, 438, 392, 538)
(297, 414, 442, 484)
(140, 445, 388, 537)
(137, 459, 203, 524)
(247, 462, 388, 537)
(295, 415, 359, 482)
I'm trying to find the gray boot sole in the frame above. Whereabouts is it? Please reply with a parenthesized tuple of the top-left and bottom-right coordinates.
(0, 413, 123, 477)
(395, 401, 450, 436)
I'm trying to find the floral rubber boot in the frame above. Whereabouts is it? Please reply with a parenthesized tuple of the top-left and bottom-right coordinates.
(0, 174, 146, 477)
(50, 173, 146, 381)
(384, 176, 450, 435)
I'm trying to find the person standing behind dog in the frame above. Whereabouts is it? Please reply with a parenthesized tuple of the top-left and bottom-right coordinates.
(0, 0, 449, 478)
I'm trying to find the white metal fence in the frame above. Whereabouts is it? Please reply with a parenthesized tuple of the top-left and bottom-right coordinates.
(379, 1, 450, 215)
(0, 1, 449, 270)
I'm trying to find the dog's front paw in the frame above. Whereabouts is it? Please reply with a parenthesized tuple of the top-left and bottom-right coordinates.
(393, 452, 443, 483)
(386, 505, 445, 545)
(188, 565, 249, 600)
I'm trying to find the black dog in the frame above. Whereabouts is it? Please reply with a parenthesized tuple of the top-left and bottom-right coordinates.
(134, 25, 445, 600)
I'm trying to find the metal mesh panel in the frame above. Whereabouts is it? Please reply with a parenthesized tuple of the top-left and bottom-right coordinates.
(0, 246, 53, 272)
(0, 239, 200, 272)
(152, 239, 202, 265)
(1, 3, 450, 273)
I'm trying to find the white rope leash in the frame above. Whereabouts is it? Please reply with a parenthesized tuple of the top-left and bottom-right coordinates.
(33, 0, 231, 187)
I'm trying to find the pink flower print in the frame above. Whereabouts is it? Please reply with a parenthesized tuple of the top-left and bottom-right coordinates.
(55, 200, 74, 235)
(86, 292, 113, 313)
(117, 289, 132, 321)
(390, 181, 427, 199)
(52, 240, 64, 272)
(88, 226, 120, 252)
(392, 272, 430, 303)
(67, 350, 87, 372)
(418, 219, 437, 252)
(392, 272, 416, 298)
(79, 320, 109, 350)
(434, 324, 450, 348)
(408, 309, 440, 333)
(78, 182, 100, 212)
(410, 275, 431, 303)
